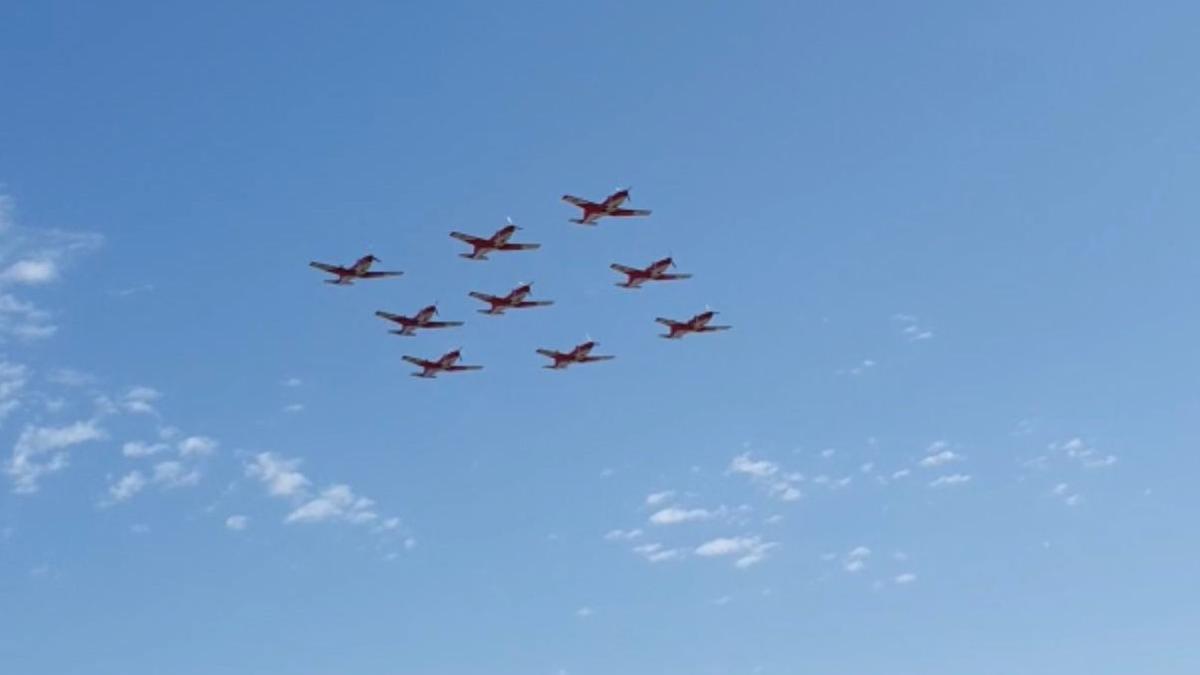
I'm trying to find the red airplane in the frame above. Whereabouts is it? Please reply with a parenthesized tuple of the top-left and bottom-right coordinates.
(536, 341, 615, 370)
(309, 255, 403, 285)
(655, 310, 731, 339)
(469, 283, 554, 315)
(561, 188, 652, 225)
(450, 219, 540, 260)
(374, 304, 464, 336)
(402, 349, 482, 379)
(610, 256, 692, 289)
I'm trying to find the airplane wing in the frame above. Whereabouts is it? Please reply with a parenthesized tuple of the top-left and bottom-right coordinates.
(469, 291, 500, 303)
(360, 271, 403, 278)
(515, 300, 554, 308)
(562, 195, 596, 208)
(656, 273, 693, 281)
(581, 355, 615, 363)
(375, 311, 403, 321)
(609, 208, 652, 217)
(655, 317, 680, 326)
(536, 349, 562, 359)
(423, 321, 464, 329)
(450, 232, 487, 245)
(699, 325, 731, 332)
(445, 364, 482, 372)
(402, 356, 433, 368)
(498, 243, 540, 251)
(610, 263, 641, 275)
(309, 261, 343, 274)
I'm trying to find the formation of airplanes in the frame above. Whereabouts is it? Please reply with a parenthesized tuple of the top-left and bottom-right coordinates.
(308, 188, 730, 379)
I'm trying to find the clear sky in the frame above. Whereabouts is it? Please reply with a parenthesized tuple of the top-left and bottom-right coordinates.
(2, 2, 1199, 674)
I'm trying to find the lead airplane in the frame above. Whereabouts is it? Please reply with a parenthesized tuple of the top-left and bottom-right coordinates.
(561, 188, 652, 225)
(536, 341, 615, 370)
(610, 256, 692, 289)
(309, 254, 403, 285)
(468, 283, 554, 315)
(450, 219, 540, 260)
(402, 349, 482, 378)
(655, 310, 732, 339)
(374, 304, 464, 336)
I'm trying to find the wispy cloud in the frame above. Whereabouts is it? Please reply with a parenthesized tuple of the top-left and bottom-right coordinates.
(649, 506, 725, 526)
(929, 473, 971, 488)
(892, 314, 934, 341)
(694, 536, 778, 568)
(632, 542, 685, 563)
(245, 452, 310, 497)
(645, 490, 675, 506)
(225, 515, 249, 531)
(286, 484, 378, 525)
(6, 419, 106, 493)
(728, 453, 802, 501)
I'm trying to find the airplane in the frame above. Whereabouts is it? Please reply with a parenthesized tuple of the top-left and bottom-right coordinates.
(402, 349, 482, 379)
(468, 283, 554, 315)
(450, 219, 540, 260)
(655, 310, 732, 339)
(374, 304, 464, 336)
(561, 188, 652, 225)
(536, 340, 615, 370)
(309, 255, 403, 285)
(610, 256, 692, 289)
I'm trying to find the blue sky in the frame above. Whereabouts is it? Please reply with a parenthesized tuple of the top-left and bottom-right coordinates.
(2, 2, 1199, 673)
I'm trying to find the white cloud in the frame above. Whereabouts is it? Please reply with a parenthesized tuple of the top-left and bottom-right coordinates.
(645, 490, 675, 506)
(283, 403, 304, 414)
(122, 441, 168, 458)
(893, 314, 934, 341)
(729, 453, 802, 501)
(919, 450, 962, 467)
(632, 542, 685, 563)
(1, 259, 58, 285)
(894, 573, 917, 585)
(604, 528, 643, 541)
(122, 386, 161, 415)
(107, 470, 147, 503)
(891, 468, 911, 480)
(575, 607, 593, 619)
(6, 419, 106, 493)
(225, 515, 249, 531)
(282, 377, 302, 387)
(286, 484, 378, 525)
(694, 536, 778, 568)
(0, 293, 57, 340)
(929, 474, 971, 488)
(152, 460, 200, 488)
(844, 559, 866, 573)
(649, 506, 722, 526)
(245, 452, 310, 497)
(177, 435, 217, 457)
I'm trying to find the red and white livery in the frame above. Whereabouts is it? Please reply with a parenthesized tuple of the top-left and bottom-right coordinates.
(402, 349, 482, 379)
(610, 256, 692, 289)
(450, 219, 540, 260)
(655, 311, 731, 339)
(536, 341, 615, 369)
(468, 283, 554, 315)
(375, 304, 464, 336)
(561, 188, 651, 225)
(309, 255, 402, 285)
